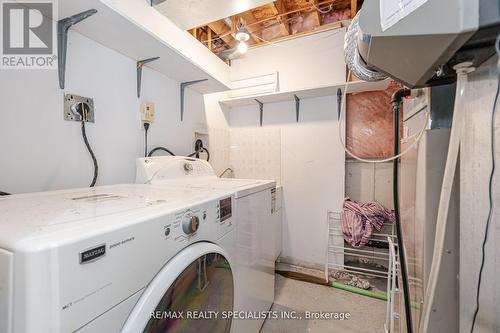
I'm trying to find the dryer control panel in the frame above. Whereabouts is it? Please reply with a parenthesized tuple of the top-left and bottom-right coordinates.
(219, 197, 232, 222)
(164, 196, 234, 245)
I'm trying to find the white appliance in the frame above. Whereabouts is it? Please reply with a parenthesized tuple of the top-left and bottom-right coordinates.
(136, 156, 279, 333)
(0, 184, 236, 333)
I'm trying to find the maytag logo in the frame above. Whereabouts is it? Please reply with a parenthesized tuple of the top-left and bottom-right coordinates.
(79, 244, 106, 264)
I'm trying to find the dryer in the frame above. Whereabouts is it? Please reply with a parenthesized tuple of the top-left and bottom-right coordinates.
(136, 156, 279, 333)
(0, 184, 236, 333)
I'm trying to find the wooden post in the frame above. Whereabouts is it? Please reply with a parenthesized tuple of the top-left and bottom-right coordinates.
(207, 27, 212, 50)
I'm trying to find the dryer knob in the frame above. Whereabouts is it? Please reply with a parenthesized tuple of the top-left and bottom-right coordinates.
(183, 215, 200, 234)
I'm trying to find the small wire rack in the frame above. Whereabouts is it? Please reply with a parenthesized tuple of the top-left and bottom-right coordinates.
(385, 236, 401, 333)
(325, 210, 402, 332)
(326, 210, 397, 279)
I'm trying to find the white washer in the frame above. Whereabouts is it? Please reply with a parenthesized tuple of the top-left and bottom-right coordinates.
(136, 156, 280, 333)
(0, 184, 237, 333)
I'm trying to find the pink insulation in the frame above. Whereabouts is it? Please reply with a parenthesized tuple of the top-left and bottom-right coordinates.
(321, 8, 351, 25)
(261, 21, 283, 41)
(289, 12, 318, 34)
(345, 83, 403, 159)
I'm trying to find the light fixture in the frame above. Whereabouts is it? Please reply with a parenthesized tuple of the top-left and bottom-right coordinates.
(235, 26, 250, 42)
(237, 41, 248, 54)
(235, 25, 250, 54)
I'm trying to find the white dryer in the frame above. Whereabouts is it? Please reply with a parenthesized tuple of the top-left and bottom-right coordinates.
(136, 156, 280, 333)
(0, 184, 237, 333)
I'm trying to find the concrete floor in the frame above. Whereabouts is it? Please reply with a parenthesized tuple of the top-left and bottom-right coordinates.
(261, 274, 387, 333)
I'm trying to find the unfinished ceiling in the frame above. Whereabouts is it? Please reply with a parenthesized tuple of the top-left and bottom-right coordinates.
(152, 0, 275, 30)
(187, 0, 362, 61)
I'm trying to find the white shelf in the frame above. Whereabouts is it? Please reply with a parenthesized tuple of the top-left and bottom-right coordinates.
(59, 0, 231, 94)
(219, 79, 392, 108)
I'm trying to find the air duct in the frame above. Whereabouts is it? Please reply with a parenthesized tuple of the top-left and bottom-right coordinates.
(344, 13, 388, 82)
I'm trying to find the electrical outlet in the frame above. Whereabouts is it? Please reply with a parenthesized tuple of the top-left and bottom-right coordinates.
(194, 131, 209, 150)
(141, 101, 155, 123)
(64, 94, 95, 122)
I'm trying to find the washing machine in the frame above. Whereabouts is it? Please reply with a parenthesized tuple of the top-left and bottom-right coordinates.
(0, 184, 237, 333)
(136, 156, 280, 333)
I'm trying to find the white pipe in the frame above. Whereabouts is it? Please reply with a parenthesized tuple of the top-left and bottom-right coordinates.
(419, 63, 473, 332)
(386, 237, 393, 332)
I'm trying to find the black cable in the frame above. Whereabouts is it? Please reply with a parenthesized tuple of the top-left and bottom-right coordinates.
(392, 88, 413, 333)
(143, 122, 150, 158)
(0, 191, 11, 196)
(187, 147, 210, 161)
(79, 107, 98, 187)
(470, 34, 500, 333)
(194, 139, 203, 159)
(148, 147, 176, 157)
(203, 147, 210, 162)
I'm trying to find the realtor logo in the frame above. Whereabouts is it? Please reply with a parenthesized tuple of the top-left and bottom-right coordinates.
(1, 0, 57, 69)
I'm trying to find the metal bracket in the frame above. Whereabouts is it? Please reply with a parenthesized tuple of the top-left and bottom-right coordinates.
(294, 94, 300, 122)
(137, 57, 160, 98)
(180, 79, 207, 121)
(255, 99, 264, 127)
(58, 9, 98, 89)
(337, 88, 343, 120)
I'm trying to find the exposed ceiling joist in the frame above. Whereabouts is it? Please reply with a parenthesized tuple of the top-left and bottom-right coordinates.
(273, 0, 290, 36)
(189, 0, 359, 61)
(207, 21, 235, 47)
(311, 0, 322, 26)
(238, 12, 263, 44)
(351, 0, 357, 17)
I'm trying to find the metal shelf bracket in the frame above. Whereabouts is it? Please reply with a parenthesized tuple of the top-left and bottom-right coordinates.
(337, 88, 343, 120)
(180, 79, 207, 121)
(255, 99, 264, 127)
(294, 94, 300, 122)
(57, 9, 97, 90)
(136, 57, 160, 98)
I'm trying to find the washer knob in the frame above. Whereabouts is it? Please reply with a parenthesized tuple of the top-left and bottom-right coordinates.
(183, 163, 193, 173)
(183, 215, 200, 234)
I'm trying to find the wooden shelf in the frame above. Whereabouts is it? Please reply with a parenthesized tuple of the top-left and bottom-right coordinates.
(59, 0, 231, 94)
(219, 79, 392, 108)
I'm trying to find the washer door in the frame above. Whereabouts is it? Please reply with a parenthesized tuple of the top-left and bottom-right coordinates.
(122, 242, 234, 333)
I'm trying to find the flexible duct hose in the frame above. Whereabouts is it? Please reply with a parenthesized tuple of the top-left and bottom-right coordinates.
(344, 13, 388, 82)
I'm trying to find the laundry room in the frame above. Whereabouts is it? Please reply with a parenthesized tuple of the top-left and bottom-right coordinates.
(0, 1, 499, 333)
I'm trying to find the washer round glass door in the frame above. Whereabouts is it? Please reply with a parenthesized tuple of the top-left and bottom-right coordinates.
(122, 243, 234, 333)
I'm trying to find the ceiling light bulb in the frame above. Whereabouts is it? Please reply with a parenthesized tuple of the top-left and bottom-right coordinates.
(235, 26, 250, 42)
(237, 41, 248, 54)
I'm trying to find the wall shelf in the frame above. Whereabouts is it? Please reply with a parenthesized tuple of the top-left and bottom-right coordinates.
(59, 0, 231, 94)
(219, 79, 392, 108)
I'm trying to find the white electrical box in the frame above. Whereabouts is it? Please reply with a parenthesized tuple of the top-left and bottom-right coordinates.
(141, 101, 155, 123)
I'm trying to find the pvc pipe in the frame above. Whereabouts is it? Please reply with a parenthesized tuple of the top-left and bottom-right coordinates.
(419, 63, 472, 333)
(330, 281, 388, 301)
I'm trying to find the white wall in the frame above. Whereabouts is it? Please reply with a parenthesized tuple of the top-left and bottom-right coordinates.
(345, 161, 393, 209)
(229, 29, 346, 92)
(0, 32, 206, 194)
(228, 96, 345, 268)
(204, 28, 347, 268)
(460, 58, 500, 332)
